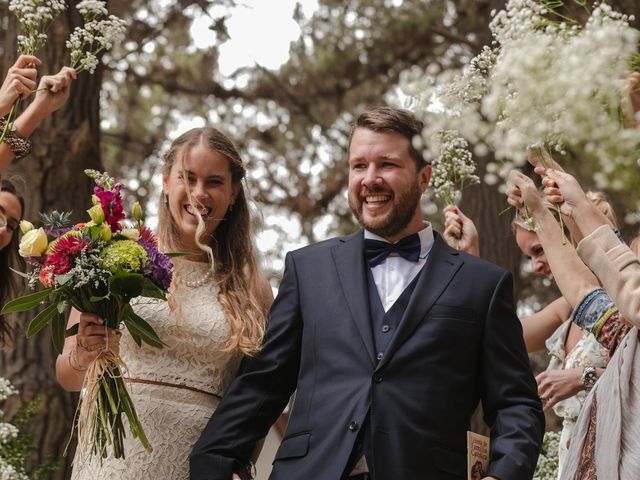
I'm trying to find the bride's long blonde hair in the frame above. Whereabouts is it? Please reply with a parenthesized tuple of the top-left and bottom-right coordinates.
(158, 127, 266, 356)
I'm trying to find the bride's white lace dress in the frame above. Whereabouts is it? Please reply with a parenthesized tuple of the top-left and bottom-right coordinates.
(71, 259, 242, 479)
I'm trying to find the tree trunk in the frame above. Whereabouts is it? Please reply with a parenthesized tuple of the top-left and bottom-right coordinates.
(1, 2, 103, 479)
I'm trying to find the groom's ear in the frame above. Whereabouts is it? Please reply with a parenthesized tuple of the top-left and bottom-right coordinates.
(419, 164, 431, 192)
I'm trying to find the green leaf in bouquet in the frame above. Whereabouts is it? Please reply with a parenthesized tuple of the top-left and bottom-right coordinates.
(139, 277, 167, 300)
(9, 267, 30, 279)
(109, 272, 144, 300)
(56, 273, 73, 286)
(164, 251, 192, 258)
(26, 302, 59, 338)
(66, 323, 79, 337)
(2, 288, 53, 314)
(121, 305, 165, 349)
(51, 310, 67, 353)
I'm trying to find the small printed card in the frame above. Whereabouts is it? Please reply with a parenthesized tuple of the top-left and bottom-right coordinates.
(467, 431, 490, 480)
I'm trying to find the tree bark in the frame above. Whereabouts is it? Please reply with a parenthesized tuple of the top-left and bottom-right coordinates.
(1, 2, 103, 479)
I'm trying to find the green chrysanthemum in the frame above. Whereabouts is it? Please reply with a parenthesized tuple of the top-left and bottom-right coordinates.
(99, 240, 148, 273)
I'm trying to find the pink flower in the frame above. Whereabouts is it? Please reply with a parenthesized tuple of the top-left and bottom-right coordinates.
(94, 183, 125, 232)
(43, 235, 90, 276)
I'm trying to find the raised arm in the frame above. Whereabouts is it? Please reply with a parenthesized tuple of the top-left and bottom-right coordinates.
(521, 296, 572, 353)
(506, 170, 601, 308)
(0, 66, 76, 175)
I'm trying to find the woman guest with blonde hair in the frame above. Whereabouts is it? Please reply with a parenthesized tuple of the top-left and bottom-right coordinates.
(56, 127, 272, 479)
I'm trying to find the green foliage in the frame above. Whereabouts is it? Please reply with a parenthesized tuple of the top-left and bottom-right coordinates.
(0, 390, 61, 480)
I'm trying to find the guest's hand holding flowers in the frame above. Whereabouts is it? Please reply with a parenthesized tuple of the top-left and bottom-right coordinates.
(506, 170, 545, 227)
(30, 66, 77, 116)
(0, 54, 41, 115)
(443, 205, 479, 256)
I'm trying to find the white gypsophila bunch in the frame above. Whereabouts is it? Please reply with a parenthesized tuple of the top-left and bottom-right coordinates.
(0, 378, 16, 404)
(0, 460, 28, 480)
(484, 2, 639, 180)
(0, 422, 19, 445)
(424, 130, 480, 205)
(400, 0, 640, 203)
(8, 0, 66, 55)
(400, 46, 497, 168)
(533, 430, 560, 480)
(67, 3, 127, 75)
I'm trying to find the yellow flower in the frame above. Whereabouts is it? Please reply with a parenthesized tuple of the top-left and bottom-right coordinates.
(19, 220, 34, 234)
(18, 228, 48, 257)
(87, 204, 105, 225)
(100, 223, 112, 241)
(132, 201, 143, 222)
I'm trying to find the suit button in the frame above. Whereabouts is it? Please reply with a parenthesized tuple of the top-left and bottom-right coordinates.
(373, 374, 383, 383)
(348, 421, 359, 431)
(382, 324, 390, 333)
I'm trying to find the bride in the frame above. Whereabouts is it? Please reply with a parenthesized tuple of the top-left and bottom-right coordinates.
(55, 127, 272, 479)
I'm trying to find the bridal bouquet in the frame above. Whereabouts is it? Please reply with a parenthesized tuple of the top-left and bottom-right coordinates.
(1, 170, 173, 461)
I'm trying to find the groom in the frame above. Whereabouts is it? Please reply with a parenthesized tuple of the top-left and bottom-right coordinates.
(190, 107, 544, 480)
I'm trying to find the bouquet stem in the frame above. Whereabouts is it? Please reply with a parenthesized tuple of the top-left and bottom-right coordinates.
(75, 347, 151, 464)
(0, 100, 19, 144)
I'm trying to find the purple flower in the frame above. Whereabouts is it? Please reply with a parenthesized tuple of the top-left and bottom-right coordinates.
(139, 241, 173, 290)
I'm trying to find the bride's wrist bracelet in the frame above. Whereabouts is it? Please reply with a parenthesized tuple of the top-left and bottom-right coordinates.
(0, 117, 32, 160)
(68, 346, 88, 372)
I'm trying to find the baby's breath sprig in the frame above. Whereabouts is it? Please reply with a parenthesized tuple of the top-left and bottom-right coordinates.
(66, 1, 127, 75)
(8, 0, 67, 56)
(429, 130, 480, 206)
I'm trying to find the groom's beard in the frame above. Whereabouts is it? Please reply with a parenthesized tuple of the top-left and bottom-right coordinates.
(348, 181, 422, 238)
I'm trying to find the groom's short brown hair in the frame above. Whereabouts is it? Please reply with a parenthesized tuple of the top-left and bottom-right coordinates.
(347, 106, 427, 168)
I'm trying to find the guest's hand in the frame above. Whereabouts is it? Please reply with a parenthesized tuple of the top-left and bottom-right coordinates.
(28, 66, 77, 119)
(541, 170, 589, 219)
(536, 367, 583, 412)
(74, 313, 121, 368)
(527, 145, 564, 176)
(0, 55, 41, 116)
(443, 205, 480, 256)
(506, 170, 544, 215)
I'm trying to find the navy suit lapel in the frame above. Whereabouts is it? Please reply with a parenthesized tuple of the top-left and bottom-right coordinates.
(376, 233, 464, 371)
(331, 231, 376, 366)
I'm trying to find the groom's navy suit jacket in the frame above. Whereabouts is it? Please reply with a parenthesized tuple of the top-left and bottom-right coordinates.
(190, 231, 544, 480)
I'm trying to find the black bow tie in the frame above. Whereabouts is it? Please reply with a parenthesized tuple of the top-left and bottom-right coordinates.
(364, 233, 422, 267)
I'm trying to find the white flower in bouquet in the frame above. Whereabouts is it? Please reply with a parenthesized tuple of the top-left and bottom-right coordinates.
(8, 0, 66, 55)
(66, 1, 127, 75)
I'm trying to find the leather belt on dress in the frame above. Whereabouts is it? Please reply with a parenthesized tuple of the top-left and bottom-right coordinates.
(125, 378, 222, 399)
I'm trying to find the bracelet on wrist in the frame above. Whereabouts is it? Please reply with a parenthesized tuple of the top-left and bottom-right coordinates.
(0, 117, 32, 160)
(68, 346, 88, 372)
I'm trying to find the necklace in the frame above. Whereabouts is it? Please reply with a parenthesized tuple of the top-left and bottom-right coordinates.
(185, 268, 214, 288)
